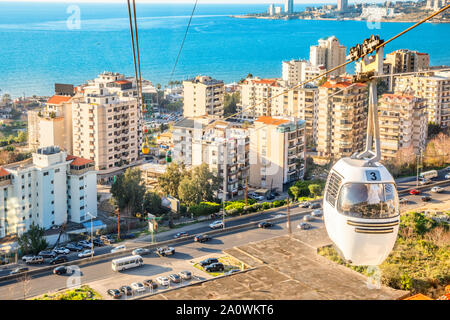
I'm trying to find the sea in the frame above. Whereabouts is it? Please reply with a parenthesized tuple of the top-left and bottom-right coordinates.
(0, 2, 449, 98)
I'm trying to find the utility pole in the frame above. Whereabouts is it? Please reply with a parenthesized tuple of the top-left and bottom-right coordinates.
(86, 212, 94, 260)
(287, 196, 292, 236)
(115, 207, 121, 241)
(222, 142, 227, 230)
(244, 178, 248, 206)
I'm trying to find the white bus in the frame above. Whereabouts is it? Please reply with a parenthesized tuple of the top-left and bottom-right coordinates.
(420, 170, 438, 180)
(112, 255, 144, 272)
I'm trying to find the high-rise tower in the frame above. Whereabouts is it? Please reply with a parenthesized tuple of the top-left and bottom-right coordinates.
(285, 0, 294, 14)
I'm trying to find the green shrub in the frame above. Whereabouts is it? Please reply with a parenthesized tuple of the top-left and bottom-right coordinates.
(225, 202, 245, 212)
(188, 202, 221, 217)
(261, 202, 271, 210)
(272, 200, 286, 208)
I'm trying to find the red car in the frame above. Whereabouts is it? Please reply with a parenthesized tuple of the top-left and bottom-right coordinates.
(409, 189, 421, 195)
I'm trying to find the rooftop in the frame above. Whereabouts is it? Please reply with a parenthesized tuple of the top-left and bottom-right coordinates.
(66, 155, 94, 167)
(255, 116, 290, 126)
(47, 95, 72, 105)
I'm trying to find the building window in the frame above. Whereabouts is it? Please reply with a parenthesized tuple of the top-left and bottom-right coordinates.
(43, 172, 49, 176)
(55, 169, 60, 173)
(80, 206, 84, 210)
(80, 196, 84, 200)
(80, 186, 84, 190)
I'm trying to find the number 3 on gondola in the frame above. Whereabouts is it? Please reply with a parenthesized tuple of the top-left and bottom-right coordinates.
(365, 170, 381, 181)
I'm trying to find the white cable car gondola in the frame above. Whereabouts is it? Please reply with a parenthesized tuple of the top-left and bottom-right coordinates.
(323, 44, 400, 266)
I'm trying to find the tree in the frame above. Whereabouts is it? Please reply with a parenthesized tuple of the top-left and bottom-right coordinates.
(157, 162, 189, 199)
(318, 76, 328, 86)
(17, 223, 48, 255)
(178, 164, 220, 206)
(289, 185, 300, 201)
(224, 92, 240, 117)
(308, 184, 322, 198)
(16, 130, 27, 143)
(142, 191, 164, 216)
(178, 176, 201, 206)
(427, 122, 442, 138)
(110, 168, 146, 218)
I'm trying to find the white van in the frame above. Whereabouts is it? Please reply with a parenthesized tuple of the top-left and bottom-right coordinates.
(112, 255, 143, 272)
(419, 170, 438, 180)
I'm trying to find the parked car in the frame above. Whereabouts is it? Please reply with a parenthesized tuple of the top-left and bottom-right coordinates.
(78, 249, 94, 258)
(53, 266, 73, 275)
(132, 248, 152, 256)
(143, 279, 158, 289)
(249, 193, 265, 201)
(200, 258, 219, 267)
(92, 239, 104, 247)
(173, 232, 189, 239)
(299, 202, 311, 208)
(53, 247, 70, 255)
(311, 209, 323, 218)
(298, 222, 312, 230)
(309, 203, 321, 209)
(421, 196, 432, 202)
(410, 189, 421, 195)
(25, 255, 44, 265)
(0, 257, 10, 265)
(119, 285, 133, 296)
(258, 221, 274, 229)
(399, 197, 408, 204)
(431, 186, 443, 193)
(100, 235, 116, 244)
(156, 276, 170, 286)
(303, 215, 314, 222)
(446, 173, 450, 179)
(38, 250, 56, 258)
(209, 220, 224, 229)
(21, 254, 35, 262)
(179, 271, 192, 280)
(156, 247, 175, 256)
(49, 255, 68, 265)
(77, 240, 92, 249)
(194, 234, 211, 243)
(205, 262, 224, 272)
(110, 245, 126, 254)
(131, 282, 146, 293)
(266, 193, 275, 200)
(169, 274, 181, 283)
(121, 233, 135, 240)
(66, 243, 83, 252)
(107, 289, 122, 299)
(10, 267, 29, 275)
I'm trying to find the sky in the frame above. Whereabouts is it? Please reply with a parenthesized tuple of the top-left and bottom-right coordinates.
(0, 0, 406, 3)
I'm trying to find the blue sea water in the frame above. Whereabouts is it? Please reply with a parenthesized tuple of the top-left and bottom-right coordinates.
(0, 2, 449, 98)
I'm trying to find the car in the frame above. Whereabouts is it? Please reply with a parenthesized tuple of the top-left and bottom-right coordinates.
(66, 243, 83, 252)
(205, 262, 224, 272)
(303, 214, 314, 222)
(92, 239, 104, 247)
(0, 257, 10, 265)
(249, 194, 265, 201)
(77, 240, 92, 249)
(132, 248, 152, 256)
(179, 271, 192, 280)
(119, 285, 133, 296)
(21, 254, 35, 262)
(225, 269, 240, 275)
(156, 276, 170, 286)
(410, 189, 421, 195)
(200, 258, 219, 267)
(49, 255, 68, 265)
(309, 203, 321, 209)
(10, 267, 29, 275)
(25, 255, 44, 265)
(53, 266, 73, 275)
(311, 209, 323, 218)
(431, 186, 443, 193)
(209, 220, 224, 229)
(399, 197, 408, 204)
(131, 282, 146, 293)
(446, 173, 450, 179)
(156, 247, 175, 256)
(194, 234, 211, 243)
(100, 235, 116, 244)
(107, 289, 122, 299)
(419, 179, 431, 186)
(169, 274, 181, 283)
(53, 247, 70, 255)
(143, 279, 158, 289)
(110, 245, 126, 254)
(266, 194, 275, 200)
(173, 232, 189, 239)
(299, 202, 311, 208)
(298, 222, 312, 230)
(38, 250, 56, 258)
(421, 196, 432, 202)
(446, 166, 450, 172)
(78, 249, 94, 258)
(258, 221, 273, 228)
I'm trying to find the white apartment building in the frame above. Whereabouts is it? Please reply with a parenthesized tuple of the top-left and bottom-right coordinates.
(72, 72, 141, 171)
(183, 76, 225, 119)
(0, 146, 97, 238)
(379, 94, 428, 160)
(310, 36, 347, 77)
(250, 116, 306, 192)
(394, 71, 450, 128)
(282, 59, 326, 86)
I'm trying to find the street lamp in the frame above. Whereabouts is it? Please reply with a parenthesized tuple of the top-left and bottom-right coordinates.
(86, 212, 95, 260)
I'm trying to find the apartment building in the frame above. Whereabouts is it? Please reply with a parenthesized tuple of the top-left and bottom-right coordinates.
(282, 59, 326, 86)
(183, 76, 225, 118)
(0, 146, 97, 238)
(28, 95, 73, 152)
(378, 94, 428, 160)
(172, 117, 210, 166)
(71, 72, 141, 171)
(316, 78, 367, 162)
(394, 71, 450, 128)
(239, 78, 281, 118)
(249, 116, 306, 192)
(310, 36, 347, 77)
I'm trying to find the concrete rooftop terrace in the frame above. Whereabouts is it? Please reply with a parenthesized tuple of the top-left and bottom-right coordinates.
(142, 228, 408, 300)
